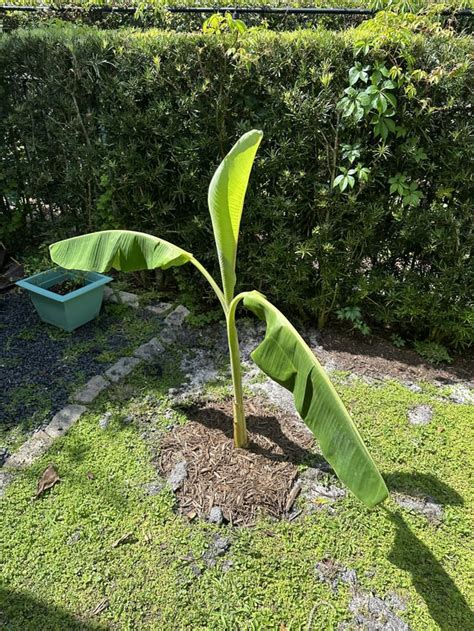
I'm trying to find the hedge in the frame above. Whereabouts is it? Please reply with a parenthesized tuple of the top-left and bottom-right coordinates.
(1, 14, 473, 348)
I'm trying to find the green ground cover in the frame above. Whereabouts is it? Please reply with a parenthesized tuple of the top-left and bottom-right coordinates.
(1, 353, 472, 630)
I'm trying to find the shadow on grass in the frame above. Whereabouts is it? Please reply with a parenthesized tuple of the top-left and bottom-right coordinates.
(387, 511, 473, 631)
(0, 588, 106, 631)
(384, 471, 464, 506)
(384, 471, 470, 630)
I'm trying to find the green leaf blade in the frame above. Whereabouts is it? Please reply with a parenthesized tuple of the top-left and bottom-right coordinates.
(50, 230, 193, 273)
(208, 130, 263, 303)
(243, 291, 388, 508)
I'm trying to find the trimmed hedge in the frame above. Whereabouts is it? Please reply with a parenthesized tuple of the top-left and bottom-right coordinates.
(1, 17, 473, 348)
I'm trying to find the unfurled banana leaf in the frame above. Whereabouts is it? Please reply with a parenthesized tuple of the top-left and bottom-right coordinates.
(242, 290, 388, 508)
(49, 230, 193, 273)
(208, 129, 263, 304)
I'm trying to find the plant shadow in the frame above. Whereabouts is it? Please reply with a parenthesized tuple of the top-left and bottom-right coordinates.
(0, 587, 106, 631)
(387, 510, 473, 631)
(384, 471, 464, 506)
(384, 471, 470, 630)
(186, 404, 315, 466)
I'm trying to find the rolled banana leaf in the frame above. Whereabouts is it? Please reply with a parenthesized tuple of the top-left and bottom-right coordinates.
(208, 129, 263, 304)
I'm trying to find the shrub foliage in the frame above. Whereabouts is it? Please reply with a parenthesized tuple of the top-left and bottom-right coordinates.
(1, 15, 473, 348)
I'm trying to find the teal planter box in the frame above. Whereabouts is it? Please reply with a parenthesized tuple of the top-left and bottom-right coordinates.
(16, 268, 112, 332)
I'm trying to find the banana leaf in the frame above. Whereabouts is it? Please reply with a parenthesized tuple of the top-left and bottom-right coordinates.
(243, 291, 388, 508)
(49, 230, 192, 273)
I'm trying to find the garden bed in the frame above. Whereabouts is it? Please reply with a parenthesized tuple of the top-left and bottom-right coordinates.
(1, 283, 473, 629)
(159, 398, 315, 525)
(0, 290, 164, 452)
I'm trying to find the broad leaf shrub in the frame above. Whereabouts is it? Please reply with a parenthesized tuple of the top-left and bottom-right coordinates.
(1, 14, 473, 349)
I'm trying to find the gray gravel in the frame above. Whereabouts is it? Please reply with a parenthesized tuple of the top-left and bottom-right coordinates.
(0, 291, 164, 440)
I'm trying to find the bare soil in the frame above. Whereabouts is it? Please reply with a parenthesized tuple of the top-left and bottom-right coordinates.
(49, 278, 85, 295)
(159, 398, 315, 526)
(315, 328, 473, 386)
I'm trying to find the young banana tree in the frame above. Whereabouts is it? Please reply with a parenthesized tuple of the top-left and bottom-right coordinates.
(50, 130, 388, 508)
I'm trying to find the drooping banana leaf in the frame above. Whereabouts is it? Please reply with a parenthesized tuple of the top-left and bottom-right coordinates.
(49, 230, 192, 273)
(208, 129, 263, 303)
(243, 291, 388, 508)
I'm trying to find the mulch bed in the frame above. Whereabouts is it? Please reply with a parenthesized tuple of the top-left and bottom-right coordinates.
(317, 328, 473, 385)
(159, 398, 315, 526)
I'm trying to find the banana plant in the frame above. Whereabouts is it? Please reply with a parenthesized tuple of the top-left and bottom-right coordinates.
(50, 130, 388, 508)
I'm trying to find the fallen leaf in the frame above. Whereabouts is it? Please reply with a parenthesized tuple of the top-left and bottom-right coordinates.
(86, 471, 95, 480)
(35, 464, 60, 499)
(185, 510, 197, 521)
(91, 598, 109, 616)
(111, 532, 136, 548)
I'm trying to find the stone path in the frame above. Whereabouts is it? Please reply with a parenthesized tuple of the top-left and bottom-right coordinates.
(0, 296, 189, 496)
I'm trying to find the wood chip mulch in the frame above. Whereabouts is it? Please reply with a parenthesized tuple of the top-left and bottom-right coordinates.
(159, 398, 315, 526)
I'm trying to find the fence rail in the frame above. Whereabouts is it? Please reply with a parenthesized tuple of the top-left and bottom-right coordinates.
(0, 4, 472, 16)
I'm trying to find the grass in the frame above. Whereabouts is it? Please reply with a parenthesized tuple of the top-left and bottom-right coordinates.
(1, 356, 473, 629)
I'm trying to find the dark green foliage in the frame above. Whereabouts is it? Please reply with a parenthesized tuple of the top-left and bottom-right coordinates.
(1, 17, 473, 349)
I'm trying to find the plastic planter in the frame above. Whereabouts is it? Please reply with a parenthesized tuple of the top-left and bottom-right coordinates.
(16, 268, 112, 332)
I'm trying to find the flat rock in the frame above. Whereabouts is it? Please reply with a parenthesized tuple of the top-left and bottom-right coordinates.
(99, 411, 112, 430)
(394, 493, 442, 524)
(143, 478, 166, 496)
(167, 461, 188, 491)
(159, 328, 177, 346)
(208, 506, 224, 525)
(146, 302, 173, 316)
(73, 375, 110, 404)
(45, 404, 88, 439)
(105, 357, 141, 383)
(66, 530, 82, 545)
(4, 430, 54, 469)
(315, 559, 351, 593)
(104, 287, 139, 308)
(408, 404, 433, 425)
(248, 377, 298, 417)
(133, 337, 164, 362)
(0, 471, 13, 497)
(404, 381, 422, 393)
(449, 384, 474, 405)
(164, 305, 190, 327)
(202, 535, 231, 567)
(300, 467, 346, 508)
(341, 591, 410, 631)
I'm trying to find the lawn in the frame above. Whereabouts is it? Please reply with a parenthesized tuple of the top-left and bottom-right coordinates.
(1, 308, 472, 630)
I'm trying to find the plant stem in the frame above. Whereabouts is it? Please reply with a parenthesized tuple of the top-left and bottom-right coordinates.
(226, 309, 247, 448)
(189, 256, 227, 315)
(227, 293, 249, 448)
(187, 258, 248, 448)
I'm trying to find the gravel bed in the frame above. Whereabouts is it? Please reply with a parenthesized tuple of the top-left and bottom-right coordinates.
(0, 291, 160, 444)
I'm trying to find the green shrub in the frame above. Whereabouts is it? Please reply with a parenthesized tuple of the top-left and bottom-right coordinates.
(1, 15, 473, 349)
(414, 340, 453, 365)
